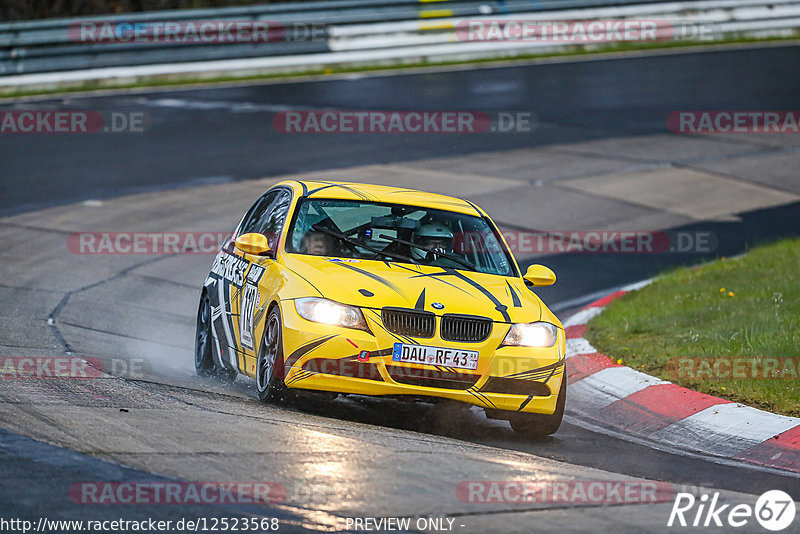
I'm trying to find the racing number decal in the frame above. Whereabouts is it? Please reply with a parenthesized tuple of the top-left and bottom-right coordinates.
(240, 264, 266, 352)
(240, 284, 258, 351)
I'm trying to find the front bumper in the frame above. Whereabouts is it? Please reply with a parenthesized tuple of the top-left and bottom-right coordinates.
(280, 301, 565, 415)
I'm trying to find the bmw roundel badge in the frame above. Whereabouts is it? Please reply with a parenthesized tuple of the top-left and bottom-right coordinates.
(432, 302, 445, 310)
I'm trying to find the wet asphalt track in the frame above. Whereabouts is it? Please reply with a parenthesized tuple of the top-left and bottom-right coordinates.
(1, 43, 799, 532)
(2, 43, 800, 216)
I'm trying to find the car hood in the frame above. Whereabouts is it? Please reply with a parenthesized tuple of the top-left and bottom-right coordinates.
(281, 254, 546, 323)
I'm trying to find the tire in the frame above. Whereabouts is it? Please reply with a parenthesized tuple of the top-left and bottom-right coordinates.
(194, 291, 236, 382)
(256, 306, 287, 403)
(509, 379, 566, 438)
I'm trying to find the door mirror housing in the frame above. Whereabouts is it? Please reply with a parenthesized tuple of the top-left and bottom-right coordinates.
(235, 233, 271, 256)
(523, 264, 556, 287)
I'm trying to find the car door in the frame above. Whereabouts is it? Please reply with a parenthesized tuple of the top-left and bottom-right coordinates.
(232, 187, 292, 374)
(207, 191, 275, 372)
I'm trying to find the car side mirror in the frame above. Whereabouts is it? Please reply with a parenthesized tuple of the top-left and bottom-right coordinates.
(523, 264, 556, 286)
(235, 233, 271, 256)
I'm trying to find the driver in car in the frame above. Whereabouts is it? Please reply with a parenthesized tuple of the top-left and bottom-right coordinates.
(300, 231, 333, 256)
(411, 222, 463, 267)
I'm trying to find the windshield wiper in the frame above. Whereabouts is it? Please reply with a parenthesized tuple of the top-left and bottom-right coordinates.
(311, 225, 418, 265)
(376, 233, 476, 271)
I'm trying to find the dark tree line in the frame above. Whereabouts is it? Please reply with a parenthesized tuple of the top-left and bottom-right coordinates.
(1, 0, 310, 21)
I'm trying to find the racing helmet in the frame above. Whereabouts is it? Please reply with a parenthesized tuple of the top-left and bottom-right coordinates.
(412, 223, 454, 260)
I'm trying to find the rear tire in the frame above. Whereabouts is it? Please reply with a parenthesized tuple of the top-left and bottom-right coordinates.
(509, 379, 566, 437)
(194, 291, 236, 382)
(256, 306, 287, 403)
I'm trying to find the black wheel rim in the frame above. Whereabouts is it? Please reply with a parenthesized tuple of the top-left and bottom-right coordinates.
(258, 314, 279, 392)
(195, 295, 211, 367)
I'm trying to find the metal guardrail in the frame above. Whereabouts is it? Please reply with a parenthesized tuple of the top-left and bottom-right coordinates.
(0, 0, 798, 80)
(328, 0, 800, 50)
(0, 0, 681, 75)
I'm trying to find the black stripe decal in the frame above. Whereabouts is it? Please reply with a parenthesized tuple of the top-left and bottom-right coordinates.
(325, 183, 372, 201)
(432, 200, 476, 210)
(366, 309, 417, 344)
(543, 362, 560, 385)
(399, 267, 476, 297)
(223, 278, 240, 351)
(306, 184, 338, 197)
(282, 264, 325, 297)
(451, 271, 511, 322)
(334, 262, 407, 299)
(465, 389, 490, 407)
(472, 389, 497, 408)
(518, 395, 535, 411)
(284, 334, 337, 369)
(393, 264, 423, 274)
(506, 373, 556, 382)
(506, 367, 561, 377)
(409, 268, 510, 320)
(415, 289, 425, 311)
(308, 182, 373, 201)
(286, 370, 315, 386)
(504, 360, 565, 379)
(507, 281, 521, 308)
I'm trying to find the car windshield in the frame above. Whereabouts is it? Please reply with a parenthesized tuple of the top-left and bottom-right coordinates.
(286, 198, 517, 276)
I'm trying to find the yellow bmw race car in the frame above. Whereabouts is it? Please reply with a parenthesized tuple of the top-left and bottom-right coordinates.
(195, 180, 566, 436)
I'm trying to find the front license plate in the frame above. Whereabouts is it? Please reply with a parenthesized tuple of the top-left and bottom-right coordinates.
(392, 343, 479, 370)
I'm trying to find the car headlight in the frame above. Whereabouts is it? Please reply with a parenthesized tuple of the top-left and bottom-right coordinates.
(294, 298, 368, 330)
(502, 322, 559, 347)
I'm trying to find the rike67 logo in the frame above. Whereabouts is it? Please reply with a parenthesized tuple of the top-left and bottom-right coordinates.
(668, 490, 796, 531)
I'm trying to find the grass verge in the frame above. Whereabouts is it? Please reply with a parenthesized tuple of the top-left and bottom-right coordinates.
(584, 238, 800, 417)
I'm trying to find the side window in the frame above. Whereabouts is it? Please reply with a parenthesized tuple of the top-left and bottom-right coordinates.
(238, 191, 279, 236)
(259, 190, 292, 251)
(238, 189, 292, 251)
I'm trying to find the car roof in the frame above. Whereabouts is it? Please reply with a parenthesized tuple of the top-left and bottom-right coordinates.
(281, 180, 484, 216)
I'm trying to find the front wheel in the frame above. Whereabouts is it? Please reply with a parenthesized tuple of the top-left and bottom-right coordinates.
(256, 307, 287, 403)
(509, 379, 566, 437)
